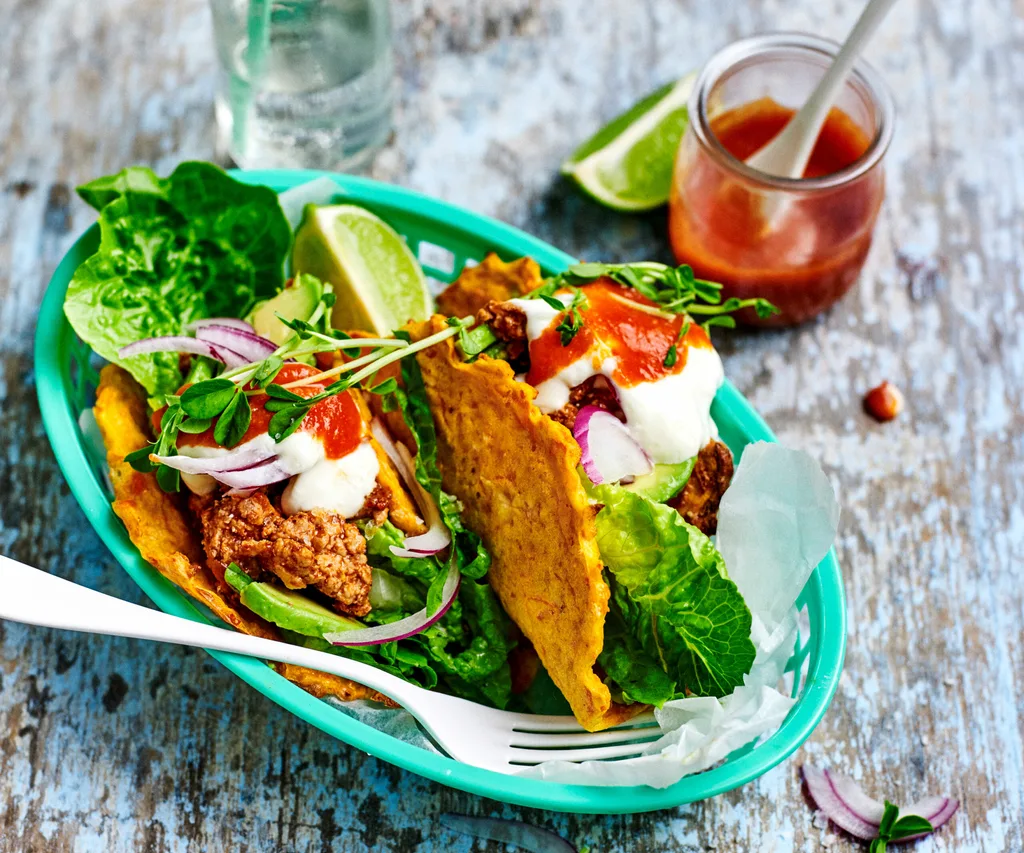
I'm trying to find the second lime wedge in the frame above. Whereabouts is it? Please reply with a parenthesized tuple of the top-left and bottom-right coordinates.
(292, 204, 432, 335)
(561, 72, 696, 212)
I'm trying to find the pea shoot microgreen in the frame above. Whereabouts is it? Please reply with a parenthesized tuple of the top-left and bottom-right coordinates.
(530, 261, 778, 333)
(662, 321, 691, 368)
(535, 288, 588, 346)
(448, 316, 498, 358)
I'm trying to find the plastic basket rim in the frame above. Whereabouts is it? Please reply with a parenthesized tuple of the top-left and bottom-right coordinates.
(34, 168, 846, 815)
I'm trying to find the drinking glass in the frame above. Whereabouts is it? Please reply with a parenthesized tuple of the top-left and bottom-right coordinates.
(209, 0, 394, 171)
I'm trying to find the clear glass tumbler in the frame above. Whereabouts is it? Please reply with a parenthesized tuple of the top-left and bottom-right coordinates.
(668, 34, 894, 326)
(209, 0, 394, 172)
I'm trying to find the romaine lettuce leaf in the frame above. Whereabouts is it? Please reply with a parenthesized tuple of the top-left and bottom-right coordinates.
(65, 162, 291, 396)
(593, 484, 755, 699)
(598, 584, 677, 705)
(417, 580, 514, 708)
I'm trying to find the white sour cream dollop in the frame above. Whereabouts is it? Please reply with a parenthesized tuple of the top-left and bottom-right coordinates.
(507, 296, 725, 464)
(177, 432, 380, 517)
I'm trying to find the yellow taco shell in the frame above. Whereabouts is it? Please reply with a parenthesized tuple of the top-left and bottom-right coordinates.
(408, 317, 645, 731)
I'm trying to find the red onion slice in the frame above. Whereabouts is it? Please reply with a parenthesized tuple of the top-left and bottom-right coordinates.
(440, 815, 577, 853)
(195, 325, 277, 362)
(185, 317, 255, 333)
(573, 405, 653, 485)
(803, 766, 959, 841)
(212, 458, 295, 490)
(118, 335, 249, 369)
(153, 445, 278, 476)
(324, 556, 460, 646)
(370, 419, 450, 557)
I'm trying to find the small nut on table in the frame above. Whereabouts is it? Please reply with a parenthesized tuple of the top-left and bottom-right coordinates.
(863, 381, 904, 422)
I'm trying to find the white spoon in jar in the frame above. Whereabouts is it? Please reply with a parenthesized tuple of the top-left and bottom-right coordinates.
(746, 0, 900, 179)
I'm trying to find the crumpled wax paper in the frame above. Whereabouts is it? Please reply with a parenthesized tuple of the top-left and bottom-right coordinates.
(332, 442, 840, 788)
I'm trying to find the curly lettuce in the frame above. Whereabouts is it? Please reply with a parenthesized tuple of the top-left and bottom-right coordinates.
(592, 484, 755, 705)
(65, 162, 291, 397)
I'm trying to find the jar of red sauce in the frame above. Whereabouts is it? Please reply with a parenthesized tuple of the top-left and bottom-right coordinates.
(669, 34, 894, 326)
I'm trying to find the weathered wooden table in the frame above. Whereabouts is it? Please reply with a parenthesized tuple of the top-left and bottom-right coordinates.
(1, 0, 1021, 849)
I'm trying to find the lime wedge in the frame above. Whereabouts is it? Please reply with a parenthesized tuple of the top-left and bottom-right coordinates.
(561, 72, 696, 212)
(291, 204, 432, 335)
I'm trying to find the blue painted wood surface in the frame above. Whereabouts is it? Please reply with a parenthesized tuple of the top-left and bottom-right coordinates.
(2, 0, 1022, 849)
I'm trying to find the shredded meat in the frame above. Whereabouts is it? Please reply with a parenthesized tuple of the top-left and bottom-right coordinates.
(193, 491, 372, 616)
(668, 440, 734, 535)
(549, 375, 625, 431)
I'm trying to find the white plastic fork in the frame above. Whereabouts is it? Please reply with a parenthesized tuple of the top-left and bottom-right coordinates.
(0, 556, 661, 773)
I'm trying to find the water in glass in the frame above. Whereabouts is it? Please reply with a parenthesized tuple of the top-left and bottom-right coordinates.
(210, 0, 394, 171)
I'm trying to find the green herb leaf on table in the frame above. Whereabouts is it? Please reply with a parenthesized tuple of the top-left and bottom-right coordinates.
(869, 801, 935, 853)
(65, 162, 291, 396)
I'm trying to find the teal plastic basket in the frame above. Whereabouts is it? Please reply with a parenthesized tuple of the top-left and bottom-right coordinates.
(34, 169, 845, 814)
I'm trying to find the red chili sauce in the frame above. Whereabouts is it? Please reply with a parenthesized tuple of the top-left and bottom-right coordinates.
(161, 363, 363, 460)
(525, 280, 712, 388)
(669, 97, 882, 325)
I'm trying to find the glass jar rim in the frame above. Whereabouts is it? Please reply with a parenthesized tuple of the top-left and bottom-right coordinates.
(689, 32, 896, 192)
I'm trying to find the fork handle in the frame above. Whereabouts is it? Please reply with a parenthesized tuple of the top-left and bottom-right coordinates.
(0, 555, 418, 706)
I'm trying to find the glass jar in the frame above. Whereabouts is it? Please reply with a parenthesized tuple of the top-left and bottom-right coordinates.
(668, 33, 894, 326)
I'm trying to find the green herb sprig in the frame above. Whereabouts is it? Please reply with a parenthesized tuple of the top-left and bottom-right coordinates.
(531, 261, 778, 332)
(537, 288, 588, 346)
(662, 321, 691, 368)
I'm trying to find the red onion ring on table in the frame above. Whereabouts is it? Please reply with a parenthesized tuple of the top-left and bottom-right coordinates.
(802, 765, 959, 841)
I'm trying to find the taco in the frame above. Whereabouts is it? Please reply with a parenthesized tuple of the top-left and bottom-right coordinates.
(65, 164, 521, 710)
(409, 256, 776, 730)
(91, 311, 523, 707)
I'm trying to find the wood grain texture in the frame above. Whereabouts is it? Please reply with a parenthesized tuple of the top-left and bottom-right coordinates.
(1, 0, 1022, 849)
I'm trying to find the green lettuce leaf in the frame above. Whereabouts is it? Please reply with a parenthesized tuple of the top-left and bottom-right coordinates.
(65, 162, 291, 396)
(598, 584, 677, 705)
(417, 580, 514, 707)
(593, 484, 754, 699)
(361, 519, 439, 583)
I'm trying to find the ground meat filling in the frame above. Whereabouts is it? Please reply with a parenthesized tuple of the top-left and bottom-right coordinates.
(193, 491, 373, 617)
(476, 300, 528, 365)
(549, 375, 625, 431)
(359, 482, 390, 527)
(668, 440, 734, 535)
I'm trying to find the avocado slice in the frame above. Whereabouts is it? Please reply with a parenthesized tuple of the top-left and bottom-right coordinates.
(226, 565, 362, 638)
(246, 273, 328, 345)
(580, 458, 696, 504)
(621, 458, 696, 502)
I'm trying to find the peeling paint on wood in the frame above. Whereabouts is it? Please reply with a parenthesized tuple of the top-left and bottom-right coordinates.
(1, 0, 1022, 850)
